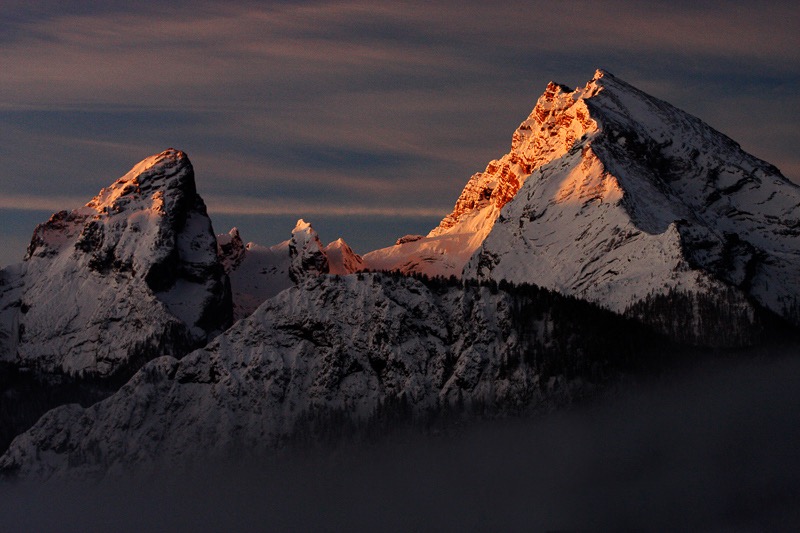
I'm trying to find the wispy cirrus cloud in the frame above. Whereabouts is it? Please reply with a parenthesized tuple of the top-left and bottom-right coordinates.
(0, 192, 446, 219)
(0, 194, 89, 212)
(204, 195, 447, 218)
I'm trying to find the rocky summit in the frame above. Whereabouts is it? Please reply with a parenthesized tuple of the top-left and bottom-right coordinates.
(0, 149, 231, 379)
(366, 70, 800, 342)
(466, 70, 800, 338)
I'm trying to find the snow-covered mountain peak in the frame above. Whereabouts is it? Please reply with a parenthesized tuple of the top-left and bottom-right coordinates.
(289, 219, 328, 282)
(324, 237, 365, 275)
(465, 70, 800, 332)
(363, 69, 799, 333)
(292, 218, 312, 234)
(362, 74, 600, 277)
(2, 149, 231, 377)
(25, 148, 205, 273)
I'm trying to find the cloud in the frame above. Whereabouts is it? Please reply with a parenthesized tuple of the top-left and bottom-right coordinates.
(0, 192, 448, 219)
(3, 1, 796, 109)
(204, 194, 447, 218)
(0, 194, 89, 212)
(0, 3, 475, 109)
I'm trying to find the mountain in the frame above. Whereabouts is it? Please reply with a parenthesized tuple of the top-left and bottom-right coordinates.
(466, 70, 800, 332)
(2, 71, 799, 479)
(0, 149, 231, 378)
(368, 70, 800, 340)
(324, 237, 365, 275)
(218, 220, 364, 320)
(0, 149, 231, 452)
(0, 273, 662, 479)
(361, 78, 589, 277)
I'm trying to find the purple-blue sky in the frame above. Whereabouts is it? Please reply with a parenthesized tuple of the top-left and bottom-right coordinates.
(1, 0, 798, 266)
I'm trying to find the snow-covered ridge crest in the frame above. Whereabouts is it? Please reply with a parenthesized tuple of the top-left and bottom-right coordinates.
(0, 148, 231, 377)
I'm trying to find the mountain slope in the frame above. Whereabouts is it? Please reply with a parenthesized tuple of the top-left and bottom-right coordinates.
(0, 274, 663, 479)
(464, 70, 800, 332)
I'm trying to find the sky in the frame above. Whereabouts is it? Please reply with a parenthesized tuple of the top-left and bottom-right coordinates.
(1, 0, 798, 267)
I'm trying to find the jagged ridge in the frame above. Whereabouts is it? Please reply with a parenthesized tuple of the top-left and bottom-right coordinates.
(218, 219, 364, 320)
(0, 274, 668, 479)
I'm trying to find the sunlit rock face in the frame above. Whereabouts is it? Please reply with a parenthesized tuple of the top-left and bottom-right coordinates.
(466, 70, 800, 336)
(0, 149, 231, 378)
(436, 81, 598, 234)
(362, 79, 602, 278)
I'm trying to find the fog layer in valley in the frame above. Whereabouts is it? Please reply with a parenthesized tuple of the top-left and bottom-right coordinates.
(2, 350, 799, 531)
